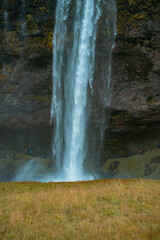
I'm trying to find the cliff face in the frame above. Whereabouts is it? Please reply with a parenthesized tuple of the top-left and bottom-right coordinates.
(0, 0, 160, 156)
(0, 0, 55, 127)
(112, 0, 160, 113)
(103, 0, 160, 158)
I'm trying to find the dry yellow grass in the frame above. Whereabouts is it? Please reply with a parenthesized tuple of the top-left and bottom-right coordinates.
(0, 179, 160, 240)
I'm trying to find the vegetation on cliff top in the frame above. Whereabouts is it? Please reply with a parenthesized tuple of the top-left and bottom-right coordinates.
(117, 0, 160, 35)
(1, 0, 160, 53)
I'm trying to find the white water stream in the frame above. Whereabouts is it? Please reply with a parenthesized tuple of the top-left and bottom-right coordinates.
(51, 0, 116, 181)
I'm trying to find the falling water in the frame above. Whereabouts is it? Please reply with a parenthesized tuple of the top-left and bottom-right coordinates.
(20, 0, 27, 37)
(88, 0, 117, 163)
(3, 0, 10, 32)
(3, 10, 9, 25)
(51, 0, 117, 181)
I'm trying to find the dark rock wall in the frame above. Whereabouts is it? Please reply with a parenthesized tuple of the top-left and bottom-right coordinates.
(0, 0, 55, 127)
(103, 0, 160, 159)
(112, 0, 160, 114)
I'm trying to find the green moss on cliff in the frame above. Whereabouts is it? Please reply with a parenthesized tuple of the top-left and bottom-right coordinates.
(0, 73, 6, 83)
(1, 0, 159, 58)
(117, 0, 160, 35)
(23, 95, 51, 102)
(102, 148, 160, 179)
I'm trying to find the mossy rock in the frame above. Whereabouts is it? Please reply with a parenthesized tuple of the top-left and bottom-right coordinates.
(102, 148, 160, 179)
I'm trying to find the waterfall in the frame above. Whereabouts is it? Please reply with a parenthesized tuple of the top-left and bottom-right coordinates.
(89, 0, 117, 163)
(3, 0, 10, 32)
(51, 0, 72, 176)
(20, 0, 27, 37)
(51, 0, 116, 181)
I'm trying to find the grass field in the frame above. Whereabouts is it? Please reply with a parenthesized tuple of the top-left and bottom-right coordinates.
(0, 179, 160, 240)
